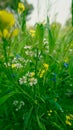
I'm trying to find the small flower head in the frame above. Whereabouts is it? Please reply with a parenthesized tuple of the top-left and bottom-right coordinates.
(0, 10, 15, 30)
(30, 72, 35, 77)
(65, 120, 72, 126)
(11, 28, 19, 37)
(65, 114, 72, 126)
(12, 64, 17, 68)
(18, 2, 25, 14)
(30, 29, 35, 37)
(64, 57, 69, 63)
(43, 63, 49, 71)
(49, 110, 52, 113)
(29, 77, 37, 86)
(66, 115, 71, 120)
(47, 110, 53, 116)
(3, 29, 9, 38)
(48, 113, 51, 116)
(39, 70, 45, 78)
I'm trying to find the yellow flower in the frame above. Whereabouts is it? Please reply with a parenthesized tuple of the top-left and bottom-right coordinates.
(65, 114, 72, 126)
(48, 113, 51, 116)
(0, 28, 19, 39)
(18, 2, 25, 14)
(47, 110, 52, 116)
(0, 10, 15, 30)
(3, 29, 9, 38)
(43, 63, 49, 71)
(51, 23, 56, 29)
(11, 28, 19, 37)
(65, 120, 72, 126)
(39, 70, 45, 78)
(30, 72, 35, 77)
(30, 29, 35, 37)
(66, 115, 71, 120)
(64, 57, 69, 63)
(49, 110, 52, 113)
(12, 64, 17, 68)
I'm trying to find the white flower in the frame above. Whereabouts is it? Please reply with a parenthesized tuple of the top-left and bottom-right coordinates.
(13, 100, 18, 105)
(19, 72, 37, 86)
(19, 76, 27, 85)
(16, 63, 23, 68)
(24, 45, 31, 49)
(13, 100, 25, 111)
(43, 38, 48, 45)
(29, 77, 37, 86)
(25, 50, 33, 56)
(12, 57, 17, 63)
(20, 101, 25, 106)
(19, 78, 23, 85)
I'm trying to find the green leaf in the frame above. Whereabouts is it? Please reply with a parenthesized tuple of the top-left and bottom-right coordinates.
(23, 107, 33, 129)
(46, 17, 55, 53)
(0, 92, 17, 105)
(52, 122, 64, 130)
(36, 115, 46, 130)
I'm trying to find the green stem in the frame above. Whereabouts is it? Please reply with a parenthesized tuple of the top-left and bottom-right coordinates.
(35, 48, 39, 76)
(3, 39, 8, 65)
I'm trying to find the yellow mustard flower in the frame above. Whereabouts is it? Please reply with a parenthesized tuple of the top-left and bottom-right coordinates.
(0, 28, 19, 39)
(47, 110, 52, 116)
(11, 28, 19, 37)
(12, 64, 17, 68)
(39, 70, 45, 78)
(30, 72, 35, 77)
(65, 120, 72, 126)
(51, 23, 56, 29)
(30, 29, 35, 37)
(66, 115, 71, 120)
(49, 110, 52, 113)
(18, 2, 25, 14)
(65, 114, 72, 126)
(43, 63, 49, 71)
(0, 10, 15, 30)
(3, 29, 9, 39)
(64, 57, 69, 63)
(48, 113, 51, 116)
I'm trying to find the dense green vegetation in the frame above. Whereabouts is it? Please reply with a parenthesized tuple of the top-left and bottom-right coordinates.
(0, 1, 73, 130)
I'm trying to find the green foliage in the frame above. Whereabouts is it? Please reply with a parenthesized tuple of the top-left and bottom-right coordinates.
(0, 9, 73, 130)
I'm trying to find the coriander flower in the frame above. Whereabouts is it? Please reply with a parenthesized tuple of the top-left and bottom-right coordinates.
(29, 77, 37, 86)
(19, 76, 27, 85)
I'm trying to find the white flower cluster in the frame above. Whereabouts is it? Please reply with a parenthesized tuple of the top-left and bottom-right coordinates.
(43, 38, 49, 53)
(24, 45, 34, 57)
(11, 57, 23, 69)
(19, 72, 37, 86)
(13, 100, 25, 111)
